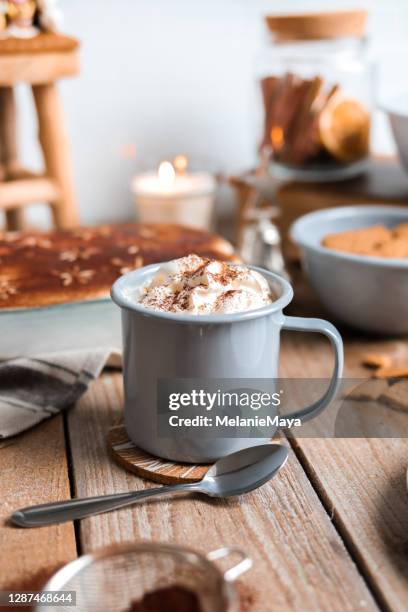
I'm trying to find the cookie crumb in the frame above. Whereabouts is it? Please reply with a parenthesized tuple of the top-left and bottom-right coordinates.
(375, 365, 408, 379)
(361, 353, 392, 370)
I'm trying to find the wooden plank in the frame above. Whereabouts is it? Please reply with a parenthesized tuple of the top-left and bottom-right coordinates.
(68, 374, 378, 612)
(280, 331, 408, 611)
(0, 415, 76, 590)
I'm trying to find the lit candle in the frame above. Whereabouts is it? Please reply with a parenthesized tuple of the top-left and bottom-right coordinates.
(131, 158, 216, 230)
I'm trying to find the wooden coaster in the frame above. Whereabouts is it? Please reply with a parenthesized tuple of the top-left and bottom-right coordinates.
(107, 424, 210, 485)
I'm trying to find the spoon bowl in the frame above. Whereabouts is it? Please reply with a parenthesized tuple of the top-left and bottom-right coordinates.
(200, 443, 289, 497)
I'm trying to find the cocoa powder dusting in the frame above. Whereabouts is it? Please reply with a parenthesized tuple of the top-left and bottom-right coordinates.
(182, 257, 211, 278)
(214, 289, 240, 311)
(125, 585, 203, 612)
(211, 264, 242, 286)
(236, 581, 257, 611)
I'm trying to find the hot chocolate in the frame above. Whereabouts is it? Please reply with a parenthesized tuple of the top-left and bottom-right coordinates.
(136, 254, 273, 314)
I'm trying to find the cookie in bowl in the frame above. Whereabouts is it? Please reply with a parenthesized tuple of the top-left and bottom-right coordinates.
(322, 223, 408, 258)
(290, 205, 408, 335)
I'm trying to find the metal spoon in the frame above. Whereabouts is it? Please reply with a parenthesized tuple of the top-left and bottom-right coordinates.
(11, 443, 288, 528)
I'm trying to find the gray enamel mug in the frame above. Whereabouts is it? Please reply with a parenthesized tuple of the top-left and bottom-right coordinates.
(111, 264, 343, 463)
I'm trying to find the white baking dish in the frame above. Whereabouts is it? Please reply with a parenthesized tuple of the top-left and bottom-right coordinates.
(0, 298, 121, 360)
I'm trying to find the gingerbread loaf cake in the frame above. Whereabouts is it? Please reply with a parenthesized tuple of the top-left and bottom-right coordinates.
(0, 223, 237, 309)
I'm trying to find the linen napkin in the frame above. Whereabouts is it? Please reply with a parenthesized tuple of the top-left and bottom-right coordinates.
(0, 348, 120, 438)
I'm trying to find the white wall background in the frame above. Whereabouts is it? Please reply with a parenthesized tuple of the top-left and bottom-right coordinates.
(14, 0, 408, 228)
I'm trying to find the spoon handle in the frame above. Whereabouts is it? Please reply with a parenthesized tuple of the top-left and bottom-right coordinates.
(11, 483, 197, 528)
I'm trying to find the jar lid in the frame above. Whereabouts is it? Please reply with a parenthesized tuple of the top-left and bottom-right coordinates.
(265, 10, 368, 41)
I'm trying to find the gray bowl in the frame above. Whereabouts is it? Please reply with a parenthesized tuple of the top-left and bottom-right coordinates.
(290, 205, 408, 335)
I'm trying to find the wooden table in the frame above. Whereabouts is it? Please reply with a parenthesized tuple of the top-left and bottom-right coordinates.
(1, 272, 407, 611)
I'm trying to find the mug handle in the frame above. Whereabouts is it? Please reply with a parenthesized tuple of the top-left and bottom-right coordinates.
(282, 316, 344, 422)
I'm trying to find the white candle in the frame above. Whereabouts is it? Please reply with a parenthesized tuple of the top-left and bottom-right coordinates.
(131, 159, 216, 230)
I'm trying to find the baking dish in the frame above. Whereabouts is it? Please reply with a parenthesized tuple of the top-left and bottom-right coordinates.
(0, 298, 120, 360)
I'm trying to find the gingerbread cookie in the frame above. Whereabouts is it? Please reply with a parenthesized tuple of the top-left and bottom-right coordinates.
(374, 365, 408, 380)
(376, 237, 408, 258)
(322, 222, 408, 259)
(322, 225, 392, 256)
(394, 223, 408, 239)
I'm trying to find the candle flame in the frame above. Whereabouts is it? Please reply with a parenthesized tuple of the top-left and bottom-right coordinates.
(271, 126, 284, 151)
(173, 154, 188, 174)
(158, 161, 176, 187)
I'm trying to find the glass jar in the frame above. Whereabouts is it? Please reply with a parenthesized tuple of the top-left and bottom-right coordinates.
(256, 11, 375, 181)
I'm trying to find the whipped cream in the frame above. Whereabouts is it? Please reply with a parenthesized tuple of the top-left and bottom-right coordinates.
(136, 254, 272, 315)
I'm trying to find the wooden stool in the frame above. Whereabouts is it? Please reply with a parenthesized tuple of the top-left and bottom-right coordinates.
(0, 33, 80, 231)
